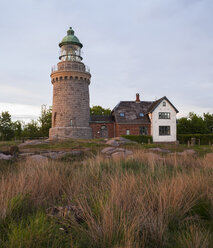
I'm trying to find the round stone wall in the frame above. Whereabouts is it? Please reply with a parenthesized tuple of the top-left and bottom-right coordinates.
(49, 77, 92, 139)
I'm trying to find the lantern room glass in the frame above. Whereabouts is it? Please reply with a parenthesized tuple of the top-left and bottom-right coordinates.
(60, 44, 82, 62)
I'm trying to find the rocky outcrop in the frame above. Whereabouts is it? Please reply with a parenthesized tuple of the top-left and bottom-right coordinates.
(0, 153, 12, 160)
(101, 146, 133, 158)
(19, 139, 50, 147)
(148, 148, 171, 153)
(176, 149, 196, 156)
(106, 137, 136, 147)
(26, 155, 49, 163)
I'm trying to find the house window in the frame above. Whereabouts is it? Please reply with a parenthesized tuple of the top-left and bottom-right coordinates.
(120, 113, 125, 117)
(139, 113, 144, 117)
(159, 126, 170, 136)
(159, 112, 170, 119)
(163, 101, 166, 106)
(101, 125, 106, 130)
(140, 126, 148, 135)
(126, 129, 130, 135)
(70, 119, 73, 126)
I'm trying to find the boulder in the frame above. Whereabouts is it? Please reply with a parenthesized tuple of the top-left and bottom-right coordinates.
(148, 148, 171, 153)
(101, 147, 117, 155)
(19, 139, 50, 147)
(0, 153, 12, 160)
(178, 149, 196, 156)
(111, 150, 133, 159)
(26, 155, 48, 163)
(106, 139, 120, 147)
(101, 146, 133, 158)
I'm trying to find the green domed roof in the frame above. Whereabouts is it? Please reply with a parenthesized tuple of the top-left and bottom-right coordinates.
(59, 27, 83, 48)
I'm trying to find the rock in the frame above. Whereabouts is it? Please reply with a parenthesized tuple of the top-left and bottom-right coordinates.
(117, 137, 137, 144)
(19, 139, 50, 147)
(0, 153, 12, 160)
(19, 153, 35, 157)
(106, 137, 136, 147)
(53, 151, 83, 160)
(101, 147, 133, 158)
(106, 139, 119, 147)
(26, 155, 48, 163)
(42, 152, 63, 159)
(111, 149, 133, 159)
(148, 148, 171, 153)
(101, 147, 117, 154)
(178, 149, 196, 156)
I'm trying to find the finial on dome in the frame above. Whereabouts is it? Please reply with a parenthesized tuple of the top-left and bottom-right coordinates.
(67, 27, 74, 35)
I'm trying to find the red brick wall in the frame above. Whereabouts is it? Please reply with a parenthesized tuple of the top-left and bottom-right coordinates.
(90, 123, 115, 138)
(115, 123, 151, 137)
(90, 122, 151, 138)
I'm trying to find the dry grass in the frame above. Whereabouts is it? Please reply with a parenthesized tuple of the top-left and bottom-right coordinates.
(0, 150, 212, 247)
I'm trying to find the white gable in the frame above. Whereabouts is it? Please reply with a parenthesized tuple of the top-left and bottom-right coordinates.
(150, 99, 177, 142)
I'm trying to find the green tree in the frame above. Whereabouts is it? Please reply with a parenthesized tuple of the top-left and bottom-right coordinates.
(0, 111, 14, 140)
(12, 120, 23, 139)
(90, 105, 111, 116)
(188, 112, 207, 134)
(38, 105, 52, 137)
(177, 112, 208, 134)
(22, 120, 40, 139)
(203, 112, 213, 133)
(177, 117, 191, 134)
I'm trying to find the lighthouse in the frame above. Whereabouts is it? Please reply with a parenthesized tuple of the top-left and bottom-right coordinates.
(49, 27, 92, 139)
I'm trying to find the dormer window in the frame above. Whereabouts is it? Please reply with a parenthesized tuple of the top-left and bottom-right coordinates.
(163, 101, 166, 106)
(139, 113, 144, 117)
(120, 113, 125, 117)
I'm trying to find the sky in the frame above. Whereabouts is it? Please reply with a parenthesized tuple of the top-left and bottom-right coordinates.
(0, 0, 213, 122)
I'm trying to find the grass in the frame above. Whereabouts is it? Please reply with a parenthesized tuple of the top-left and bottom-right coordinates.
(0, 142, 212, 247)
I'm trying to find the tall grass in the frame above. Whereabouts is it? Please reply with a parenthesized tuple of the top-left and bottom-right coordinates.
(0, 150, 212, 247)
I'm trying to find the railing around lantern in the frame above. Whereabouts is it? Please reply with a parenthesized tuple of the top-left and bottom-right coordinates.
(51, 63, 90, 74)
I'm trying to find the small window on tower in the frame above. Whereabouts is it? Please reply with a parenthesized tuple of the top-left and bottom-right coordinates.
(120, 113, 125, 117)
(139, 113, 144, 117)
(70, 119, 73, 126)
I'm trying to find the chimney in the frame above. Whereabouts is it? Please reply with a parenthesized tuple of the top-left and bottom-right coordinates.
(136, 93, 140, 103)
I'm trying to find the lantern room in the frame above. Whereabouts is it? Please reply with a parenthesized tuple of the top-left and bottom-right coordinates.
(59, 27, 83, 62)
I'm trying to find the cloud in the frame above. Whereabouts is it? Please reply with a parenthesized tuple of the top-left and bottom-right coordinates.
(0, 102, 41, 122)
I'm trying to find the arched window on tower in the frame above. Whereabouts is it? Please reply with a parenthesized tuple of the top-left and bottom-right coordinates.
(53, 112, 57, 127)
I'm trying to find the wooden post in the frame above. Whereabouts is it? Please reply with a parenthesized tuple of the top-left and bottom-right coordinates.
(191, 137, 196, 146)
(187, 140, 190, 147)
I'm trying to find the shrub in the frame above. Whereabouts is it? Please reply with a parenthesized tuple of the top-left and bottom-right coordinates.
(122, 135, 153, 144)
(177, 134, 213, 145)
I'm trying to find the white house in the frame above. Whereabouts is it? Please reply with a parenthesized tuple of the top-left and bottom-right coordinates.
(148, 96, 179, 142)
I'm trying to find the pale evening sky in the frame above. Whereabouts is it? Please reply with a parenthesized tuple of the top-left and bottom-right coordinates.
(0, 0, 213, 122)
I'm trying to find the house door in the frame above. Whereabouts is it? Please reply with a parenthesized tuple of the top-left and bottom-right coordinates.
(100, 125, 108, 138)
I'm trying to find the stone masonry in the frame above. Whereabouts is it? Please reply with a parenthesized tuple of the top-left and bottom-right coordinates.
(49, 28, 92, 140)
(49, 64, 92, 139)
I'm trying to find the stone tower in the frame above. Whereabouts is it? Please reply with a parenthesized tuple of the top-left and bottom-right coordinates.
(49, 27, 92, 139)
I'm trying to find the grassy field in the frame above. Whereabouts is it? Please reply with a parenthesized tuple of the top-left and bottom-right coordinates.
(0, 140, 213, 247)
